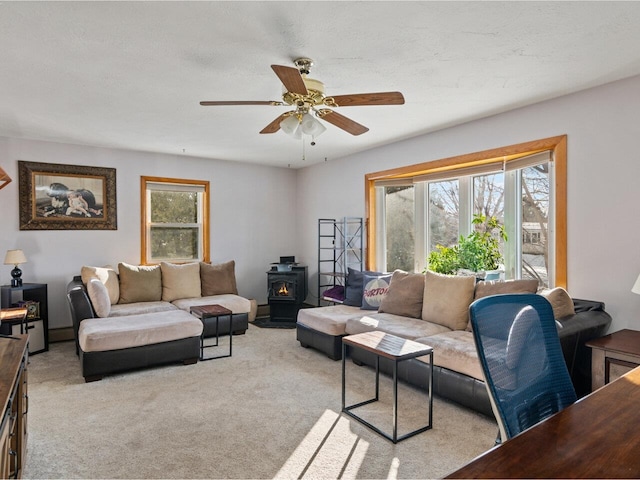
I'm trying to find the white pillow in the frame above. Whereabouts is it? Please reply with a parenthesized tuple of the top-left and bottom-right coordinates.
(87, 279, 111, 318)
(81, 265, 120, 304)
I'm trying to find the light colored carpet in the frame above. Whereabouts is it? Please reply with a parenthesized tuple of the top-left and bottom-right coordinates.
(24, 325, 497, 479)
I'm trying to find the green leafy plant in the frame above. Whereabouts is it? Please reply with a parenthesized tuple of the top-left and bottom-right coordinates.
(427, 214, 507, 275)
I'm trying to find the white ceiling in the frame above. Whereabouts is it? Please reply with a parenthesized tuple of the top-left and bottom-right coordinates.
(2, 1, 640, 169)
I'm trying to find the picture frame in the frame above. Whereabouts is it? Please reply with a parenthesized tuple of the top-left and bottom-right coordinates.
(18, 161, 117, 230)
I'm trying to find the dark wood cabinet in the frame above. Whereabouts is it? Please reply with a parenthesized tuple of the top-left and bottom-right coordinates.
(1, 283, 49, 354)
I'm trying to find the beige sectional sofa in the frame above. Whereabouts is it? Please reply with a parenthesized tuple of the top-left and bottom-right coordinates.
(67, 260, 256, 381)
(297, 270, 612, 416)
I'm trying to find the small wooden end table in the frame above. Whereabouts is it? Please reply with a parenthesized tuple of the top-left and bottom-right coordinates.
(189, 304, 234, 361)
(342, 330, 433, 443)
(586, 329, 640, 390)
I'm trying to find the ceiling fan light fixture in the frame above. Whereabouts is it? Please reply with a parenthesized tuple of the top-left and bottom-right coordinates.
(300, 113, 326, 137)
(280, 115, 301, 136)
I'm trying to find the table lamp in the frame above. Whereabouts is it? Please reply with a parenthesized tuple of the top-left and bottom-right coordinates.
(633, 274, 640, 295)
(4, 249, 27, 287)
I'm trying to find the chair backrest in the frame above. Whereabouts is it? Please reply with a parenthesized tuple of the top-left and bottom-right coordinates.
(469, 293, 577, 441)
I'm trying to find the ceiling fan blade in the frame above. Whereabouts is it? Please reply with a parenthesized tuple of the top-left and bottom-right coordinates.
(329, 92, 405, 107)
(271, 65, 308, 95)
(318, 110, 369, 136)
(259, 113, 290, 134)
(200, 100, 282, 106)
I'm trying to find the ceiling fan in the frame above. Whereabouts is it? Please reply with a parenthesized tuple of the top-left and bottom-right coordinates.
(200, 58, 405, 137)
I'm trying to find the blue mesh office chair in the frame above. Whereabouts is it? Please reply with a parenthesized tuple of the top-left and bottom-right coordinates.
(469, 293, 577, 442)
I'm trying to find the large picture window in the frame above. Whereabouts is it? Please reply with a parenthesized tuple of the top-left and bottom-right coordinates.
(141, 177, 210, 264)
(366, 136, 567, 288)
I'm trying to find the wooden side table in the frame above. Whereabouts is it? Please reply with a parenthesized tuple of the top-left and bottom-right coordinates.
(189, 304, 233, 361)
(586, 329, 640, 391)
(342, 331, 433, 443)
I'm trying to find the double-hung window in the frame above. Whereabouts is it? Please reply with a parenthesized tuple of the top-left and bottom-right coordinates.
(367, 136, 566, 288)
(141, 177, 210, 264)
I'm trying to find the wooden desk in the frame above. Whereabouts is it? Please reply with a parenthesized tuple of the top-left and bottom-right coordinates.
(446, 366, 640, 479)
(0, 335, 28, 479)
(586, 329, 640, 390)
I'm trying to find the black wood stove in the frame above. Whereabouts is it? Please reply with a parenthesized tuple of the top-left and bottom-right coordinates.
(267, 257, 308, 323)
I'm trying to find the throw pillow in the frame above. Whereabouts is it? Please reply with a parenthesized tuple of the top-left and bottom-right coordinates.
(361, 273, 393, 310)
(200, 260, 238, 296)
(344, 268, 380, 306)
(86, 278, 111, 318)
(117, 262, 162, 304)
(474, 279, 540, 299)
(378, 270, 425, 318)
(422, 270, 476, 331)
(539, 287, 575, 319)
(81, 265, 120, 304)
(160, 262, 201, 302)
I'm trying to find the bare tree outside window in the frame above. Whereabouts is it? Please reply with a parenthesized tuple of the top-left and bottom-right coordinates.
(428, 180, 459, 251)
(521, 165, 549, 286)
(384, 186, 415, 272)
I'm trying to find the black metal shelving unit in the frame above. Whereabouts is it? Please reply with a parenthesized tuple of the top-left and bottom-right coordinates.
(317, 217, 363, 306)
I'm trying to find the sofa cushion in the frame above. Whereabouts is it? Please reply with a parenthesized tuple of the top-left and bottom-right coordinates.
(78, 310, 203, 353)
(361, 272, 392, 310)
(468, 278, 540, 330)
(81, 265, 120, 304)
(161, 262, 202, 302)
(474, 278, 540, 299)
(117, 263, 162, 304)
(344, 268, 381, 306)
(200, 261, 238, 296)
(172, 294, 251, 315)
(378, 270, 425, 318)
(345, 312, 451, 340)
(422, 271, 476, 331)
(109, 301, 178, 317)
(539, 287, 575, 319)
(297, 304, 363, 336)
(414, 330, 484, 381)
(86, 279, 111, 318)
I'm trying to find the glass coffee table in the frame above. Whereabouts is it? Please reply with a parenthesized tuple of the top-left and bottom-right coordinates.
(341, 330, 433, 443)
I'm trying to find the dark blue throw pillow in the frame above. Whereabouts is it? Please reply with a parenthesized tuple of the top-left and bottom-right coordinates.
(344, 268, 380, 306)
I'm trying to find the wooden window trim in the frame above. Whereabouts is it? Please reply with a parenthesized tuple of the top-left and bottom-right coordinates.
(365, 135, 568, 288)
(140, 176, 210, 265)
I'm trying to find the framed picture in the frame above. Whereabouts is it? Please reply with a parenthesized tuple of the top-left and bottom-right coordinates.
(18, 161, 117, 230)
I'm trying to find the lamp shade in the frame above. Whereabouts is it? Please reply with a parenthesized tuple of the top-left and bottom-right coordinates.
(280, 115, 301, 136)
(4, 249, 27, 266)
(632, 274, 640, 295)
(300, 113, 326, 137)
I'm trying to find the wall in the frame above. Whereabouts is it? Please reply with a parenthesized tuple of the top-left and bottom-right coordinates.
(296, 75, 640, 333)
(0, 137, 298, 330)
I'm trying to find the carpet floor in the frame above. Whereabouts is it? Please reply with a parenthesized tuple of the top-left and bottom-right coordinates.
(24, 324, 497, 479)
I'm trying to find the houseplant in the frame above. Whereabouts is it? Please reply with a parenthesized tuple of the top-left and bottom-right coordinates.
(427, 214, 507, 278)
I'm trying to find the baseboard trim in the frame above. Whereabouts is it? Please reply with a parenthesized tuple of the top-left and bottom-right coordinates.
(49, 327, 74, 343)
